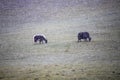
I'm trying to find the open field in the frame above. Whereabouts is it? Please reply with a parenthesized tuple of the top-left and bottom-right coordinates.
(0, 0, 120, 80)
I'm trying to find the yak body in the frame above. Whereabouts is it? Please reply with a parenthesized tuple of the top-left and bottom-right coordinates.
(78, 32, 91, 42)
(34, 34, 47, 44)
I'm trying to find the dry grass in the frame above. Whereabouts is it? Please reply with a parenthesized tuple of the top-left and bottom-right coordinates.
(0, 2, 120, 80)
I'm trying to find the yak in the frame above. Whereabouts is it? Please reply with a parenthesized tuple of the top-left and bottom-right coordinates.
(78, 32, 91, 42)
(34, 34, 47, 44)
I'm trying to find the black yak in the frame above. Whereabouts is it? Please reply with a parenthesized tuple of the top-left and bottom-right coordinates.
(78, 32, 91, 42)
(34, 34, 47, 44)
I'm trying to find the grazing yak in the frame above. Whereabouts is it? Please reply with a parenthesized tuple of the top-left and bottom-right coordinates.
(78, 32, 91, 42)
(34, 34, 47, 44)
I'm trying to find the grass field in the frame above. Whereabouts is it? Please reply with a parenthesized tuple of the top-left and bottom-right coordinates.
(0, 1, 120, 80)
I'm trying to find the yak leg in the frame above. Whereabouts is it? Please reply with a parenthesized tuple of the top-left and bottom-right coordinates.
(88, 37, 91, 42)
(78, 39, 81, 42)
(39, 39, 42, 44)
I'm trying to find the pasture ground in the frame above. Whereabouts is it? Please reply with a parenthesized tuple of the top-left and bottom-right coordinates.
(0, 3, 120, 80)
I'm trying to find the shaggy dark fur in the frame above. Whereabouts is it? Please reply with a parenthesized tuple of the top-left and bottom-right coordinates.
(78, 32, 91, 42)
(34, 35, 47, 44)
